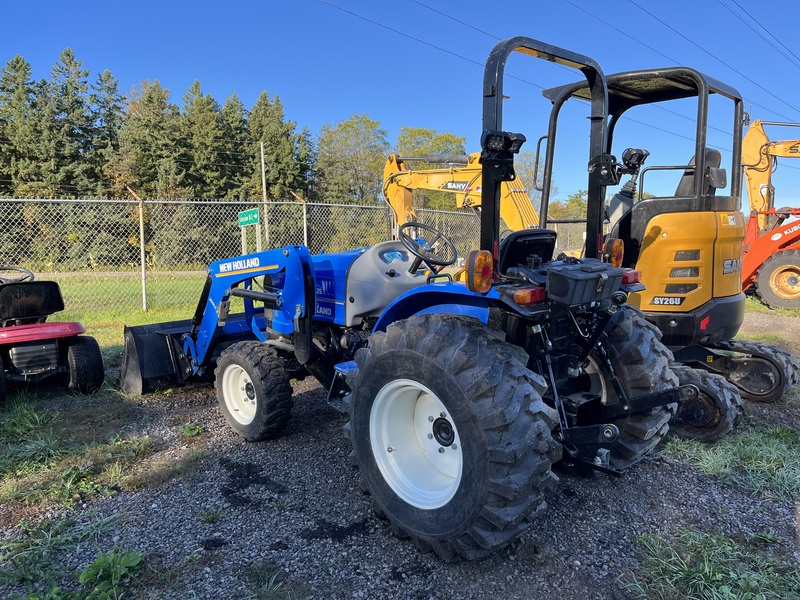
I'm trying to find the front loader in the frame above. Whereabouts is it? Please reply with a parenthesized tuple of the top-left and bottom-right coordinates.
(121, 36, 690, 562)
(540, 69, 797, 434)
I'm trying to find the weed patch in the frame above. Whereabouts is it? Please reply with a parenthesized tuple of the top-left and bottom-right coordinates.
(662, 416, 800, 503)
(625, 528, 800, 599)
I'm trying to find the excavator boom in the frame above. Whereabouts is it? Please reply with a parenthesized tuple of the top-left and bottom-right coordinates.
(741, 119, 800, 309)
(383, 152, 539, 236)
(742, 119, 800, 229)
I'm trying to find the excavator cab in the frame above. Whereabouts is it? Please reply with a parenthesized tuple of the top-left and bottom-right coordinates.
(541, 68, 746, 348)
(539, 68, 797, 407)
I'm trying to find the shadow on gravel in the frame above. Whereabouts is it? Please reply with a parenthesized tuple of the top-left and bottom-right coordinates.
(219, 457, 288, 506)
(299, 518, 370, 541)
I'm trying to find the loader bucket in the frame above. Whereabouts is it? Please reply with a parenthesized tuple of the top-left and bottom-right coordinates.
(119, 320, 193, 395)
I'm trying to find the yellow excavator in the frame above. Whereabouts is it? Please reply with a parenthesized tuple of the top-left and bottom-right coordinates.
(540, 68, 797, 420)
(382, 152, 540, 236)
(741, 119, 800, 310)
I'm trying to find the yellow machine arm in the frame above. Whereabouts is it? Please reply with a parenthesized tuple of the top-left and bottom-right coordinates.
(742, 119, 800, 230)
(383, 153, 539, 236)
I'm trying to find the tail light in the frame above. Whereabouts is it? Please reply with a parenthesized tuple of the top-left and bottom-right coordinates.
(622, 269, 642, 284)
(513, 286, 547, 305)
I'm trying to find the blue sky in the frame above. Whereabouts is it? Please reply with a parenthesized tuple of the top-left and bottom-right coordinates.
(3, 0, 800, 205)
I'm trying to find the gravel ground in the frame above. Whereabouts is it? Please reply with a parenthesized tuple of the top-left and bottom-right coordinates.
(1, 310, 799, 599)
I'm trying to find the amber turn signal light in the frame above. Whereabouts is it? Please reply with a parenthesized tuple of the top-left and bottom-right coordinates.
(466, 250, 493, 294)
(603, 237, 624, 267)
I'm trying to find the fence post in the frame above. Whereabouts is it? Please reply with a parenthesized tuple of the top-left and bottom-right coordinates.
(303, 202, 308, 247)
(260, 142, 271, 248)
(138, 196, 148, 311)
(289, 191, 309, 248)
(127, 187, 148, 311)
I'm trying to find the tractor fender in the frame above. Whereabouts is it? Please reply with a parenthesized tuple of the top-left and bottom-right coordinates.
(372, 283, 503, 332)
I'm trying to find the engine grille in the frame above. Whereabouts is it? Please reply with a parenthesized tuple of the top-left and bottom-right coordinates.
(8, 341, 59, 375)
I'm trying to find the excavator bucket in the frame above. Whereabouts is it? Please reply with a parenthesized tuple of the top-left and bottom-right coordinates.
(119, 320, 193, 395)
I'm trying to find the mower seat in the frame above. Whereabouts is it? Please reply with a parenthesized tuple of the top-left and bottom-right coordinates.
(0, 281, 65, 325)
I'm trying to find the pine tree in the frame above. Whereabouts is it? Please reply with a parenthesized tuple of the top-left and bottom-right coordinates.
(248, 91, 311, 201)
(40, 49, 93, 197)
(218, 92, 250, 199)
(115, 80, 184, 198)
(181, 80, 225, 198)
(89, 69, 125, 197)
(0, 55, 40, 196)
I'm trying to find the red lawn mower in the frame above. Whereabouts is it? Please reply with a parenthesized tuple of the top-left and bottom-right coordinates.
(0, 266, 104, 402)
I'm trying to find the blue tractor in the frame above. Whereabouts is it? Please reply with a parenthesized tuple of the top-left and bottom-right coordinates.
(120, 37, 690, 561)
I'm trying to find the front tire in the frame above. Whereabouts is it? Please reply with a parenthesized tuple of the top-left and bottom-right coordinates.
(65, 336, 104, 393)
(345, 314, 561, 562)
(669, 366, 744, 442)
(215, 341, 293, 441)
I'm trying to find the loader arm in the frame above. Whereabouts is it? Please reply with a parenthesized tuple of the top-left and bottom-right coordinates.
(183, 245, 313, 374)
(383, 153, 539, 237)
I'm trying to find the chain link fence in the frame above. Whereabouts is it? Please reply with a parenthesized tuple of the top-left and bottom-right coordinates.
(6, 198, 561, 315)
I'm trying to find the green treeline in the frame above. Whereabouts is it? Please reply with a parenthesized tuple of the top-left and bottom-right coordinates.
(0, 49, 470, 203)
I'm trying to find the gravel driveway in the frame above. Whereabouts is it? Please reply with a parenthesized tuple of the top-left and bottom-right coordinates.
(34, 381, 797, 600)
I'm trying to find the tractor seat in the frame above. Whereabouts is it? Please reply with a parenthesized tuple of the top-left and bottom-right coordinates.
(497, 229, 557, 275)
(0, 281, 65, 326)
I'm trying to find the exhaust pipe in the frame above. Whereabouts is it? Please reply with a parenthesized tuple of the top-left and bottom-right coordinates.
(119, 320, 193, 395)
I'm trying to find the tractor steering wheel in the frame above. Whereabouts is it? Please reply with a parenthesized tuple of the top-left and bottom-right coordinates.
(398, 222, 457, 274)
(0, 266, 35, 284)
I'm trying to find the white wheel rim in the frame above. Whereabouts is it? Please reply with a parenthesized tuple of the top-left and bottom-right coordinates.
(370, 379, 463, 509)
(221, 364, 257, 425)
(584, 355, 608, 401)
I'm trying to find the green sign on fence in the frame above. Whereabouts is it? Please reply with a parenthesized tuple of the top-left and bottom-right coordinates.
(238, 208, 259, 227)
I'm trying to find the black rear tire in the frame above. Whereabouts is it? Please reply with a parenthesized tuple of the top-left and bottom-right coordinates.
(670, 366, 743, 442)
(579, 305, 678, 470)
(345, 314, 561, 562)
(65, 336, 104, 393)
(215, 341, 293, 441)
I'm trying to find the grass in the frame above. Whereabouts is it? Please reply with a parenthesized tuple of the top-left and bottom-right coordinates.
(0, 513, 123, 585)
(626, 528, 800, 599)
(743, 295, 800, 316)
(0, 391, 173, 514)
(661, 415, 800, 503)
(243, 561, 310, 600)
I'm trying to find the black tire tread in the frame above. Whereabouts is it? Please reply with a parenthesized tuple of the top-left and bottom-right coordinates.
(66, 336, 104, 393)
(600, 305, 678, 468)
(215, 341, 293, 441)
(344, 314, 561, 562)
(670, 365, 743, 442)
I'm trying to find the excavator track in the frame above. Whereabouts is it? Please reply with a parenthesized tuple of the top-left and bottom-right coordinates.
(705, 340, 798, 403)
